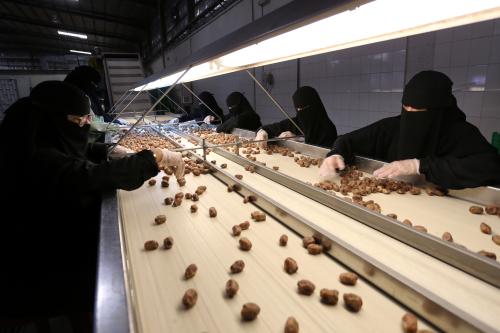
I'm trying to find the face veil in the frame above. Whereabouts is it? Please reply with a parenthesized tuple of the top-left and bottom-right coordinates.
(397, 70, 465, 160)
(226, 91, 253, 115)
(30, 81, 92, 158)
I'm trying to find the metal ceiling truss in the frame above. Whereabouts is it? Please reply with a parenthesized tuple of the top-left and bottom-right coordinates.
(0, 0, 148, 30)
(0, 13, 139, 43)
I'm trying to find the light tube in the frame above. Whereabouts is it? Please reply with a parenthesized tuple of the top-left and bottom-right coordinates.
(70, 49, 92, 55)
(58, 30, 88, 39)
(134, 0, 500, 91)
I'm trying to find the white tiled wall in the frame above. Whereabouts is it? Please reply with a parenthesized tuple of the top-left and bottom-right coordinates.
(254, 60, 297, 124)
(154, 5, 500, 143)
(299, 38, 406, 136)
(427, 19, 500, 141)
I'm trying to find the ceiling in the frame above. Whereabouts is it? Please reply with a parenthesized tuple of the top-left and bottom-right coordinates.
(0, 0, 159, 55)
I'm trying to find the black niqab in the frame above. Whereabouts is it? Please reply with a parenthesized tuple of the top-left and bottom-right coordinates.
(217, 92, 261, 132)
(292, 86, 337, 147)
(226, 91, 252, 115)
(397, 70, 466, 160)
(31, 81, 92, 158)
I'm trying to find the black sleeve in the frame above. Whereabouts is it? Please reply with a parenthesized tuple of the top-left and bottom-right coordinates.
(191, 107, 206, 122)
(87, 142, 110, 163)
(326, 118, 396, 164)
(178, 114, 193, 122)
(216, 115, 238, 133)
(236, 111, 261, 131)
(261, 117, 300, 138)
(418, 125, 500, 189)
(420, 152, 500, 189)
(38, 149, 159, 193)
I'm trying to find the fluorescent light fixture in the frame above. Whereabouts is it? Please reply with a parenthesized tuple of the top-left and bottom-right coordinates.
(70, 49, 92, 55)
(134, 0, 500, 91)
(58, 30, 87, 39)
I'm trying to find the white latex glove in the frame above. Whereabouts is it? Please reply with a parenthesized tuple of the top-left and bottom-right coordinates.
(203, 115, 214, 124)
(319, 154, 345, 180)
(108, 145, 134, 159)
(158, 149, 185, 179)
(255, 129, 269, 148)
(373, 159, 420, 179)
(278, 131, 295, 139)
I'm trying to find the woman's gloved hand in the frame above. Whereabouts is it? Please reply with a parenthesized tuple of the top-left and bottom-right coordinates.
(319, 154, 345, 180)
(278, 131, 297, 140)
(203, 115, 215, 124)
(255, 129, 269, 148)
(152, 148, 186, 179)
(373, 159, 420, 179)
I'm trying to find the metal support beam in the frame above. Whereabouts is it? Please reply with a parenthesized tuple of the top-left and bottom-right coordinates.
(164, 94, 188, 115)
(146, 90, 180, 114)
(106, 87, 147, 129)
(181, 83, 222, 122)
(108, 90, 133, 115)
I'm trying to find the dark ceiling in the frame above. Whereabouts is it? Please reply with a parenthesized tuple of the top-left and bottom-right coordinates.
(0, 0, 159, 55)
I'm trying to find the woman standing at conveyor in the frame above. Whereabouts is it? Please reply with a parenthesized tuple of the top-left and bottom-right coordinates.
(319, 70, 500, 189)
(255, 86, 337, 148)
(178, 91, 224, 124)
(0, 81, 184, 332)
(216, 91, 262, 133)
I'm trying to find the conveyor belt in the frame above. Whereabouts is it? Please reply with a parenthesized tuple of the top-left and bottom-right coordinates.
(118, 162, 434, 332)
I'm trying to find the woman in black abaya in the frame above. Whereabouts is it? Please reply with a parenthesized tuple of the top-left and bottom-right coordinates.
(0, 81, 184, 332)
(178, 91, 224, 124)
(319, 70, 500, 189)
(255, 86, 337, 148)
(216, 91, 262, 133)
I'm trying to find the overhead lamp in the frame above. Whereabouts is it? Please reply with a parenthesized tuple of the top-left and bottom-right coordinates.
(58, 30, 87, 39)
(134, 0, 500, 91)
(70, 49, 92, 55)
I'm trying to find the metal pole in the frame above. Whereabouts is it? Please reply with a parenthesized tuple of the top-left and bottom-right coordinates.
(146, 90, 176, 115)
(202, 138, 207, 160)
(110, 67, 191, 152)
(106, 84, 147, 130)
(181, 83, 222, 122)
(108, 89, 132, 115)
(246, 69, 305, 136)
(164, 94, 189, 115)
